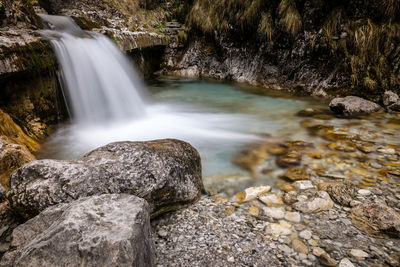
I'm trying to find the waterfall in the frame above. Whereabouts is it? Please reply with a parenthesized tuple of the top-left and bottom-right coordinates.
(39, 14, 147, 124)
(38, 15, 258, 176)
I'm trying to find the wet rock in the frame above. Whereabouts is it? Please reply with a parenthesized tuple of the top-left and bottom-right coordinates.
(383, 91, 399, 107)
(235, 185, 271, 203)
(356, 142, 376, 153)
(276, 150, 302, 168)
(280, 168, 309, 181)
(329, 96, 382, 116)
(349, 202, 400, 238)
(233, 143, 271, 174)
(318, 181, 358, 207)
(296, 108, 332, 118)
(293, 191, 334, 213)
(203, 173, 252, 196)
(0, 194, 154, 267)
(8, 139, 202, 219)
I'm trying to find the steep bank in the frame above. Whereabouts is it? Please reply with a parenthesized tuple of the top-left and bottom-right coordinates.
(167, 0, 400, 101)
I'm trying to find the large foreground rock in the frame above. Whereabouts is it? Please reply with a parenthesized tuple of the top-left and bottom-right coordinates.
(8, 139, 202, 219)
(0, 194, 154, 267)
(329, 96, 381, 116)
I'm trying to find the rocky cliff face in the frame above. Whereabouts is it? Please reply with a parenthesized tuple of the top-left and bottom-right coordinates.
(166, 0, 400, 101)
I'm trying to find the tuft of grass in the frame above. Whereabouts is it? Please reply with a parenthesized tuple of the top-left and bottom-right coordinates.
(363, 76, 378, 90)
(278, 0, 302, 36)
(382, 0, 400, 17)
(188, 0, 269, 37)
(258, 11, 273, 41)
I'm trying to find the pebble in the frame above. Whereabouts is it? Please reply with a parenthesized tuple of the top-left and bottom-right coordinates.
(285, 212, 301, 223)
(348, 249, 369, 259)
(292, 239, 309, 254)
(319, 252, 338, 266)
(158, 229, 168, 238)
(278, 244, 293, 255)
(259, 193, 283, 207)
(293, 194, 334, 213)
(308, 239, 318, 247)
(338, 258, 355, 267)
(263, 207, 285, 219)
(293, 180, 315, 191)
(299, 230, 312, 240)
(236, 185, 271, 203)
(357, 189, 371, 196)
(268, 222, 293, 236)
(312, 247, 325, 257)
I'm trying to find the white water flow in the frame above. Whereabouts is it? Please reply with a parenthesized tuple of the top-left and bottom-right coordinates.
(40, 14, 146, 123)
(39, 15, 259, 175)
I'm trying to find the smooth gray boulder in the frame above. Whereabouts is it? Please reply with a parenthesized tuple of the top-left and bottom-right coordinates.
(0, 194, 155, 267)
(329, 96, 381, 116)
(8, 139, 202, 219)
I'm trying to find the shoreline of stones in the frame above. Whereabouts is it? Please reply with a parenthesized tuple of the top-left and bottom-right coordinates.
(0, 90, 399, 266)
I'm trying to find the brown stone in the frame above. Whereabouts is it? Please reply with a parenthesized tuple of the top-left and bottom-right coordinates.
(318, 181, 357, 207)
(0, 109, 39, 152)
(319, 252, 338, 266)
(281, 168, 309, 181)
(0, 136, 35, 190)
(349, 202, 400, 238)
(233, 143, 271, 173)
(292, 239, 309, 254)
(276, 151, 302, 168)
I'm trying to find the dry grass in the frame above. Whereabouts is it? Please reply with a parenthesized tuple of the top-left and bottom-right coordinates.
(279, 0, 302, 36)
(258, 11, 273, 41)
(382, 0, 400, 17)
(188, 0, 267, 35)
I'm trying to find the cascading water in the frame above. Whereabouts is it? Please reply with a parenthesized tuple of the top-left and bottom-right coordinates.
(38, 15, 258, 176)
(40, 14, 147, 123)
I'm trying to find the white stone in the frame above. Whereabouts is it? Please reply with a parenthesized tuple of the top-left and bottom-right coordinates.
(285, 212, 301, 223)
(293, 195, 334, 213)
(278, 244, 293, 255)
(259, 193, 283, 206)
(357, 189, 371, 196)
(312, 247, 325, 257)
(293, 180, 315, 191)
(348, 249, 369, 259)
(268, 222, 293, 236)
(263, 207, 285, 219)
(227, 256, 235, 263)
(299, 230, 312, 240)
(236, 185, 271, 203)
(339, 258, 355, 267)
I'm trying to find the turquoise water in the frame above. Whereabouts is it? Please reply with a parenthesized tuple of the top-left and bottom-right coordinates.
(39, 77, 326, 177)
